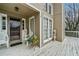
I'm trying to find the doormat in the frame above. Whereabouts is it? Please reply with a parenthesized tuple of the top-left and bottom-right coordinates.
(10, 42, 22, 47)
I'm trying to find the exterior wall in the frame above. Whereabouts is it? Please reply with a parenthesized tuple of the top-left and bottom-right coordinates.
(53, 3, 65, 42)
(30, 3, 53, 47)
(30, 3, 53, 17)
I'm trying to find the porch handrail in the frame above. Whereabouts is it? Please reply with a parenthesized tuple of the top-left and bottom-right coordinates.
(65, 31, 79, 32)
(65, 31, 79, 38)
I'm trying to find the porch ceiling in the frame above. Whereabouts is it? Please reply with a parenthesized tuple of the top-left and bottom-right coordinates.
(0, 3, 39, 17)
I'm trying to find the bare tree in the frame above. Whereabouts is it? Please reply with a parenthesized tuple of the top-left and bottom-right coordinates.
(65, 3, 79, 31)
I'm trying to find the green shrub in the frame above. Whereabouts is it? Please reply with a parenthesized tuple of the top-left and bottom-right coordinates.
(31, 35, 39, 47)
(27, 34, 39, 47)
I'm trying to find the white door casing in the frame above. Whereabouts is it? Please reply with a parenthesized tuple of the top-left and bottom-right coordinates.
(22, 18, 27, 43)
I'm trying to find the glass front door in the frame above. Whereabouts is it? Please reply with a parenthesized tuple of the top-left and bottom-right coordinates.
(10, 18, 21, 44)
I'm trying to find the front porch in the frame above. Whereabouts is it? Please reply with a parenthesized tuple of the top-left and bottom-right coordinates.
(0, 37, 79, 56)
(0, 3, 40, 47)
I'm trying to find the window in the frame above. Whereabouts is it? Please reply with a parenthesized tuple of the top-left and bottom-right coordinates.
(22, 20, 24, 29)
(45, 3, 48, 12)
(43, 16, 53, 43)
(43, 17, 48, 40)
(49, 5, 51, 14)
(45, 3, 52, 15)
(2, 16, 6, 30)
(49, 20, 52, 37)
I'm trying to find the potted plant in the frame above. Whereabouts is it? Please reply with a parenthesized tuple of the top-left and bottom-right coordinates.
(27, 34, 39, 47)
(31, 35, 39, 47)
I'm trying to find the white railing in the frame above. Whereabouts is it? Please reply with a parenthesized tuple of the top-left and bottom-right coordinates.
(65, 31, 79, 38)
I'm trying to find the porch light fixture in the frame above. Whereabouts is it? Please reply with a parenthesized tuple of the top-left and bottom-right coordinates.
(14, 6, 19, 12)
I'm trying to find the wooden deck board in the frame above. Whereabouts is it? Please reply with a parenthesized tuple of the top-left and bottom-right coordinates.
(0, 37, 79, 56)
(35, 37, 79, 56)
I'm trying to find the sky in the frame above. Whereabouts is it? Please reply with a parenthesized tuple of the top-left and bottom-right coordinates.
(64, 3, 79, 19)
(64, 3, 79, 11)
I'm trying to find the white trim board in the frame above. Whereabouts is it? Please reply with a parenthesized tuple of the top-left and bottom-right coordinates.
(40, 12, 42, 47)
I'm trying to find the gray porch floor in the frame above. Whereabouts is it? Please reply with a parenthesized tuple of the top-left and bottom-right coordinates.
(0, 37, 79, 56)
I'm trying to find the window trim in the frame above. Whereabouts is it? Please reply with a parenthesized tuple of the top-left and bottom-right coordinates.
(43, 15, 53, 43)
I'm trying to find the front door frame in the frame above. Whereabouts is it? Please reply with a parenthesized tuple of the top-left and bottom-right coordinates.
(22, 18, 27, 43)
(9, 17, 21, 45)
